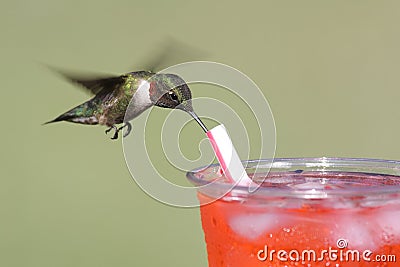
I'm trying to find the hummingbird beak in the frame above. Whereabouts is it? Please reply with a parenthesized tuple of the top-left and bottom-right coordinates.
(187, 110, 208, 133)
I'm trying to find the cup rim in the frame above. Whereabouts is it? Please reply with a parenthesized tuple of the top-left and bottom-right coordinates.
(186, 157, 400, 198)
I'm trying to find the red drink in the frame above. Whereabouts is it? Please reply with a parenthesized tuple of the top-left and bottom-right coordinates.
(187, 158, 400, 267)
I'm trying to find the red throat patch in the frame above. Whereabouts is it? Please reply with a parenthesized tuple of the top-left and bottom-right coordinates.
(149, 81, 156, 98)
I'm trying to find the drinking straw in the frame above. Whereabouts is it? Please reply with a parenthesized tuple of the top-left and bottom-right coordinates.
(206, 124, 253, 186)
(188, 111, 253, 186)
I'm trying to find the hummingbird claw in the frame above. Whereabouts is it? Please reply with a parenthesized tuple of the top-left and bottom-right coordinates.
(105, 123, 132, 140)
(119, 122, 132, 138)
(111, 131, 119, 140)
(105, 125, 116, 134)
(105, 125, 119, 140)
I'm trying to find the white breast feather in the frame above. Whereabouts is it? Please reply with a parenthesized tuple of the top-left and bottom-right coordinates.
(125, 80, 152, 120)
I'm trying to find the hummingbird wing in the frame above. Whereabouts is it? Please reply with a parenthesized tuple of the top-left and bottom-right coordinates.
(46, 65, 126, 95)
(60, 73, 126, 95)
(134, 37, 209, 72)
(67, 76, 125, 95)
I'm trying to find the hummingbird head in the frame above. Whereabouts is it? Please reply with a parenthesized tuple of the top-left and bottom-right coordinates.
(154, 73, 208, 132)
(155, 84, 193, 112)
(154, 74, 194, 111)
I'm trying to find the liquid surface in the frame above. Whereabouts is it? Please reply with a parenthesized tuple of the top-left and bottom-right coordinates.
(253, 171, 400, 190)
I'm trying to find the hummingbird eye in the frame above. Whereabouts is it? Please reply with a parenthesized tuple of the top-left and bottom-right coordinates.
(168, 91, 179, 102)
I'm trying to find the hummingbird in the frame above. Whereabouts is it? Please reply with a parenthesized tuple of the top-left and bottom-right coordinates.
(45, 70, 208, 139)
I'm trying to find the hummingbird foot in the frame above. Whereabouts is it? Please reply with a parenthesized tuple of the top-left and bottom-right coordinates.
(105, 125, 119, 140)
(119, 122, 132, 138)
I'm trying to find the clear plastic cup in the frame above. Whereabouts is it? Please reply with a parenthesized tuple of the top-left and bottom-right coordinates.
(187, 158, 400, 267)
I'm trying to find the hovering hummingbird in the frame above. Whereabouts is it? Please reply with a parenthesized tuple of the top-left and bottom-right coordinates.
(45, 70, 208, 139)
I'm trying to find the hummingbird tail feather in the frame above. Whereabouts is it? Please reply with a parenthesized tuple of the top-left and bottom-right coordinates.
(43, 115, 68, 125)
(44, 102, 99, 125)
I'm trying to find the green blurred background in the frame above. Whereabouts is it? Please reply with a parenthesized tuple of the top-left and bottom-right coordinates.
(2, 1, 400, 266)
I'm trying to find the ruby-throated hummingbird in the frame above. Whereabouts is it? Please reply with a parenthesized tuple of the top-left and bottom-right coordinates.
(45, 70, 208, 139)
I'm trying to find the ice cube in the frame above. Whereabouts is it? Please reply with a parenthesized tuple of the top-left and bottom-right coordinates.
(376, 208, 400, 244)
(228, 212, 289, 241)
(331, 215, 379, 251)
(289, 181, 327, 190)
